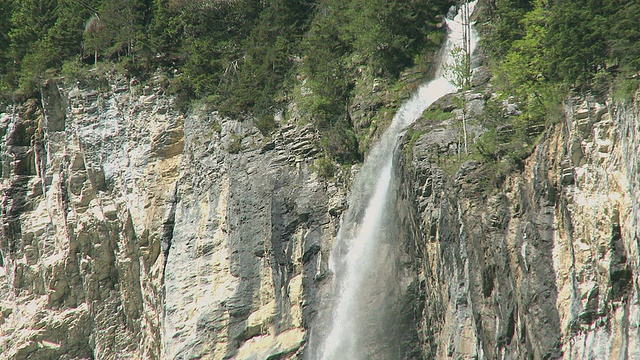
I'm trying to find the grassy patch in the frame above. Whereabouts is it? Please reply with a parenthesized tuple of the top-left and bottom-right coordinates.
(211, 120, 222, 135)
(312, 156, 336, 179)
(612, 75, 640, 103)
(421, 107, 454, 122)
(227, 133, 243, 154)
(405, 128, 427, 162)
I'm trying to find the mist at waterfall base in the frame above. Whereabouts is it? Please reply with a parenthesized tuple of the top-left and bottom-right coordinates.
(306, 3, 478, 359)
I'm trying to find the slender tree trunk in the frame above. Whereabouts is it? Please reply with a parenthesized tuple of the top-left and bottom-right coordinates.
(462, 106, 469, 155)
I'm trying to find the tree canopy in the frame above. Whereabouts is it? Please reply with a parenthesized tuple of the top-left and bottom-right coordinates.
(2, 0, 639, 161)
(484, 0, 640, 90)
(0, 0, 451, 162)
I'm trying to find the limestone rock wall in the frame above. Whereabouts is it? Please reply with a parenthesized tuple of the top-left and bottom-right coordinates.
(396, 91, 640, 359)
(1, 64, 638, 360)
(163, 112, 341, 359)
(0, 78, 183, 359)
(0, 75, 342, 359)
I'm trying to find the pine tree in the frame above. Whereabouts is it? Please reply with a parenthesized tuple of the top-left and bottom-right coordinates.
(95, 0, 148, 60)
(0, 0, 14, 91)
(608, 2, 640, 71)
(8, 0, 58, 63)
(148, 0, 183, 59)
(545, 0, 607, 85)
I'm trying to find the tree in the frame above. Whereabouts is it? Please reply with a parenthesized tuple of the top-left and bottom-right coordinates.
(179, 0, 262, 99)
(94, 0, 148, 61)
(83, 14, 105, 65)
(545, 0, 607, 86)
(607, 1, 640, 72)
(444, 1, 473, 155)
(220, 0, 314, 118)
(0, 0, 12, 59)
(47, 0, 93, 62)
(8, 0, 59, 94)
(148, 0, 184, 60)
(494, 0, 559, 122)
(0, 0, 14, 92)
(483, 0, 533, 59)
(302, 2, 351, 129)
(8, 0, 58, 63)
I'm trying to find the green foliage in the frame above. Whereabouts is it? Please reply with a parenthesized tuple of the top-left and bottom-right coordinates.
(300, 3, 351, 129)
(217, 0, 314, 118)
(167, 75, 194, 113)
(405, 128, 426, 161)
(482, 0, 533, 58)
(607, 2, 640, 72)
(611, 76, 640, 104)
(8, 0, 57, 62)
(496, 2, 547, 96)
(342, 0, 442, 76)
(491, 0, 564, 127)
(298, 0, 450, 162)
(422, 108, 454, 122)
(444, 45, 472, 90)
(312, 156, 336, 179)
(545, 0, 607, 86)
(11, 0, 640, 177)
(147, 0, 184, 60)
(97, 0, 148, 59)
(0, 0, 14, 97)
(211, 120, 222, 135)
(426, 96, 540, 192)
(254, 114, 277, 137)
(0, 0, 451, 161)
(227, 133, 243, 154)
(486, 0, 640, 97)
(319, 121, 361, 164)
(0, 0, 12, 62)
(7, 0, 57, 94)
(61, 59, 109, 91)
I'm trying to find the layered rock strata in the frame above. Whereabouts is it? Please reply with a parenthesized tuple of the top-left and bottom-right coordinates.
(0, 77, 182, 359)
(163, 112, 342, 359)
(397, 89, 640, 359)
(0, 63, 638, 360)
(0, 75, 344, 359)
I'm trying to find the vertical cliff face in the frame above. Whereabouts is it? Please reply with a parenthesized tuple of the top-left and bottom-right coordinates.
(1, 40, 638, 360)
(0, 78, 182, 359)
(396, 87, 640, 359)
(163, 109, 342, 359)
(0, 75, 343, 359)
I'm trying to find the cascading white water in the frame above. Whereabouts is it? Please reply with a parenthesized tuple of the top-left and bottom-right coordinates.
(316, 3, 478, 359)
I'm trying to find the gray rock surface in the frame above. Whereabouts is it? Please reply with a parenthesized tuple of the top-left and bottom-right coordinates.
(0, 77, 181, 359)
(395, 90, 640, 359)
(0, 76, 345, 359)
(163, 112, 341, 359)
(0, 69, 638, 360)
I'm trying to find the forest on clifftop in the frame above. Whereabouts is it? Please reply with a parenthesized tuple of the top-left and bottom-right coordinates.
(1, 0, 639, 161)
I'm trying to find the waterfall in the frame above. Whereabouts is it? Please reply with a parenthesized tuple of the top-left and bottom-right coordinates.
(312, 2, 479, 359)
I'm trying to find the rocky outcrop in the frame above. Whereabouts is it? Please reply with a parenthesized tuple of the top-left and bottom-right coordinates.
(396, 87, 640, 359)
(0, 73, 344, 359)
(163, 110, 342, 359)
(0, 76, 182, 359)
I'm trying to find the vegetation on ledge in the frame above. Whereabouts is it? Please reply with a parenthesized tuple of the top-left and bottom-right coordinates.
(0, 0, 451, 164)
